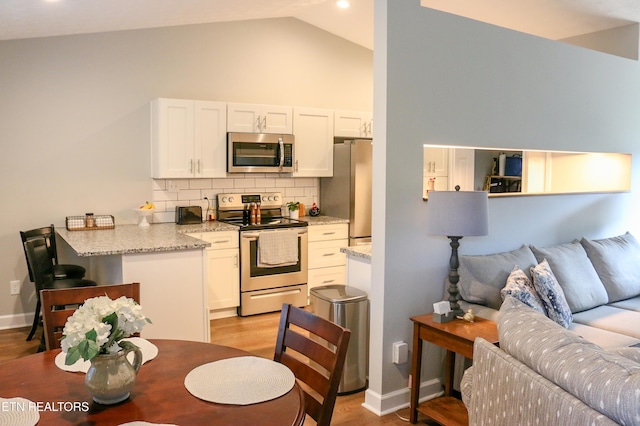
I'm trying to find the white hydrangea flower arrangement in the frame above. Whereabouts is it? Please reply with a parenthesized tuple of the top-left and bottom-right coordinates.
(62, 295, 151, 365)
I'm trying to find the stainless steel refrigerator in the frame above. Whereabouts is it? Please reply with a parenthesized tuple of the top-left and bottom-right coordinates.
(320, 138, 372, 246)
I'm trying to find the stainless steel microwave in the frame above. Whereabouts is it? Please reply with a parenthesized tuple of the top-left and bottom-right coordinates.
(227, 132, 294, 173)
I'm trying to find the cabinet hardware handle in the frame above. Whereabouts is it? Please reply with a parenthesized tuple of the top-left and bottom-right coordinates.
(190, 159, 194, 173)
(295, 160, 298, 173)
(213, 240, 230, 244)
(263, 116, 267, 130)
(322, 279, 336, 284)
(256, 116, 262, 131)
(368, 121, 372, 136)
(322, 253, 336, 256)
(322, 232, 336, 235)
(197, 159, 201, 173)
(234, 254, 238, 268)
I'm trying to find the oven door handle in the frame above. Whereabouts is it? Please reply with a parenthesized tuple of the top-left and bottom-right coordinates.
(242, 229, 307, 240)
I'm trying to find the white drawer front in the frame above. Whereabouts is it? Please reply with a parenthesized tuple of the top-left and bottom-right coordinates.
(308, 266, 346, 294)
(308, 239, 347, 269)
(199, 231, 238, 249)
(308, 224, 348, 242)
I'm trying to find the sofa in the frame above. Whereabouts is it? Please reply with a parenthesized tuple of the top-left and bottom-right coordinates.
(452, 232, 640, 424)
(460, 297, 640, 425)
(456, 232, 640, 348)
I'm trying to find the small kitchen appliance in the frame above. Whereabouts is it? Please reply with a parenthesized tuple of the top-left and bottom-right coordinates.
(175, 206, 202, 225)
(217, 192, 308, 316)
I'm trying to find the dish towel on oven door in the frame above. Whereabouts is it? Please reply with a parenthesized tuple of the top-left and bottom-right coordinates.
(257, 229, 299, 268)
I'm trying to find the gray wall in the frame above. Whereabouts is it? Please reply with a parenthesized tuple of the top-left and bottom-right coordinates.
(367, 0, 640, 413)
(0, 18, 373, 324)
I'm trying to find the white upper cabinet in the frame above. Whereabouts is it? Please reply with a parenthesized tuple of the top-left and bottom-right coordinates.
(151, 98, 227, 178)
(227, 103, 293, 134)
(334, 110, 373, 138)
(293, 107, 334, 177)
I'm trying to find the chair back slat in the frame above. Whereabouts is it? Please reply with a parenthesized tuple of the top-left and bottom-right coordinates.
(274, 304, 350, 426)
(40, 283, 141, 351)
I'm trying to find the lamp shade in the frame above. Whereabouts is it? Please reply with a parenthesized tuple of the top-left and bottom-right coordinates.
(426, 191, 489, 237)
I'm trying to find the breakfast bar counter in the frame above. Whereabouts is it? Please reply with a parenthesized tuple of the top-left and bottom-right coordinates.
(56, 223, 238, 344)
(56, 222, 238, 256)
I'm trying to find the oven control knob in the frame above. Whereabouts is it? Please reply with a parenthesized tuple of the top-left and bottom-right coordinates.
(221, 197, 227, 203)
(273, 195, 279, 202)
(262, 196, 267, 202)
(228, 196, 234, 203)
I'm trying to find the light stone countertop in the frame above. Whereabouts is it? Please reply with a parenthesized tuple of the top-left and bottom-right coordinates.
(57, 222, 238, 257)
(341, 244, 372, 260)
(300, 215, 349, 225)
(57, 217, 347, 257)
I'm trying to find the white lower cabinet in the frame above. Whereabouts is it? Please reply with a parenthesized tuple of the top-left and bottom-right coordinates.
(189, 232, 239, 317)
(307, 224, 348, 299)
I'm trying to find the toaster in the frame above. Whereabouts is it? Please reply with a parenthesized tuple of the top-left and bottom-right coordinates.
(175, 206, 202, 225)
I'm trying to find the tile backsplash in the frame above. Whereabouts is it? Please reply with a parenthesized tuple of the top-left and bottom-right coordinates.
(151, 175, 319, 223)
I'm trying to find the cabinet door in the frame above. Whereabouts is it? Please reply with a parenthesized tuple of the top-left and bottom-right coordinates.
(195, 101, 227, 178)
(151, 98, 195, 178)
(206, 248, 239, 310)
(227, 103, 293, 134)
(334, 110, 372, 138)
(423, 147, 449, 176)
(293, 107, 334, 177)
(262, 105, 293, 134)
(227, 103, 261, 133)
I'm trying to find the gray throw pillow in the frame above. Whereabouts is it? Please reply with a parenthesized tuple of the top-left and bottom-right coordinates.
(500, 266, 546, 314)
(581, 232, 640, 302)
(530, 259, 572, 328)
(530, 241, 608, 313)
(458, 245, 538, 310)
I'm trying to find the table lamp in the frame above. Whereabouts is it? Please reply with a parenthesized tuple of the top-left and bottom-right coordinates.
(426, 187, 489, 317)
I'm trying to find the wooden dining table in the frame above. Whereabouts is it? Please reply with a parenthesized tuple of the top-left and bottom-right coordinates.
(0, 339, 305, 425)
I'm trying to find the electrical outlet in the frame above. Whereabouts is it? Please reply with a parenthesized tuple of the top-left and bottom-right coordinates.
(166, 180, 179, 192)
(9, 280, 20, 296)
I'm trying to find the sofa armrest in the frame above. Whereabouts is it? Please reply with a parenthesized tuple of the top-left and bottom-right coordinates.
(468, 338, 617, 426)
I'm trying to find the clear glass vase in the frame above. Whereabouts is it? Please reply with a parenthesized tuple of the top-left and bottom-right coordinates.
(85, 346, 142, 405)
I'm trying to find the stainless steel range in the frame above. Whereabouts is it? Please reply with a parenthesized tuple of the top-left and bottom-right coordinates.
(217, 192, 308, 316)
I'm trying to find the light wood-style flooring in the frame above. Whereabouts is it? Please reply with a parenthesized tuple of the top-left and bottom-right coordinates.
(0, 312, 435, 425)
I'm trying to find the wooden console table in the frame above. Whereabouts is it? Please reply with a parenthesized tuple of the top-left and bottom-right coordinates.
(409, 314, 499, 425)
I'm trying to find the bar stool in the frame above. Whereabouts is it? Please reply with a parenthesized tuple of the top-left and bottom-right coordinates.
(22, 235, 96, 344)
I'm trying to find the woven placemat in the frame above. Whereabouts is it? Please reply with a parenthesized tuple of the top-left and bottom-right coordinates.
(184, 356, 295, 405)
(0, 397, 40, 426)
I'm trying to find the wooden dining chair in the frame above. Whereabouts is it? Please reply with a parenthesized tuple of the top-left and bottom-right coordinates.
(274, 304, 351, 426)
(40, 282, 141, 351)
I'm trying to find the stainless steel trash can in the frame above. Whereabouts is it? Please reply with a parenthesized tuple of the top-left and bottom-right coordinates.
(310, 285, 369, 394)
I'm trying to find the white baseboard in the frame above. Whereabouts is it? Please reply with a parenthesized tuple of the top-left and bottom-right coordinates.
(0, 312, 35, 330)
(362, 378, 443, 416)
(208, 308, 238, 320)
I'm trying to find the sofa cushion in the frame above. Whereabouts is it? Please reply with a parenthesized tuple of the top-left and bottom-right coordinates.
(581, 232, 640, 303)
(530, 259, 572, 328)
(569, 322, 640, 349)
(530, 241, 608, 313)
(572, 305, 640, 339)
(458, 245, 538, 310)
(499, 297, 640, 426)
(500, 266, 546, 314)
(608, 294, 640, 312)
